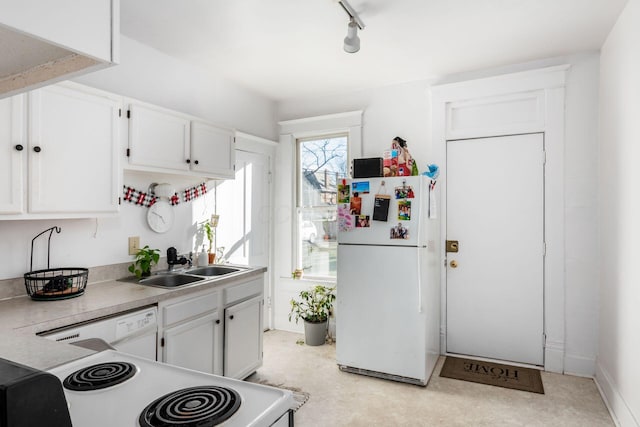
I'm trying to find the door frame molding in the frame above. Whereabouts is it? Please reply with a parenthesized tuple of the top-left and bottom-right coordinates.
(234, 131, 277, 331)
(430, 65, 569, 373)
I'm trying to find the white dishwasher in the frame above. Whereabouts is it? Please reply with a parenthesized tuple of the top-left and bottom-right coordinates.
(42, 306, 158, 360)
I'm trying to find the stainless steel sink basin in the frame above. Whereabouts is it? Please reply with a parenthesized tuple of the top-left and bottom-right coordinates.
(186, 266, 242, 276)
(139, 274, 204, 288)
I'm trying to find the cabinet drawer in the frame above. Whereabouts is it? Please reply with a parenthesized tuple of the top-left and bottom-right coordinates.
(162, 291, 220, 326)
(224, 277, 263, 305)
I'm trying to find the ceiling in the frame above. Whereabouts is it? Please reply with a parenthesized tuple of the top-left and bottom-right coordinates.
(120, 0, 628, 102)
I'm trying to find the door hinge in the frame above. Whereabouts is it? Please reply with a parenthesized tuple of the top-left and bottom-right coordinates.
(118, 197, 121, 205)
(127, 110, 131, 119)
(118, 108, 122, 117)
(268, 171, 272, 184)
(542, 150, 546, 165)
(543, 242, 547, 256)
(542, 333, 546, 348)
(161, 337, 165, 347)
(126, 148, 130, 157)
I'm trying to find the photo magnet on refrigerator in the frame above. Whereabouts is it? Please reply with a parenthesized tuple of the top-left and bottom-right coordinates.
(398, 200, 411, 221)
(352, 181, 370, 194)
(338, 204, 354, 231)
(338, 183, 350, 203)
(390, 223, 409, 239)
(350, 192, 362, 215)
(355, 215, 370, 228)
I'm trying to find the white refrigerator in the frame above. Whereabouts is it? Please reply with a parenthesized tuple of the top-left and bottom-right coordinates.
(336, 175, 440, 386)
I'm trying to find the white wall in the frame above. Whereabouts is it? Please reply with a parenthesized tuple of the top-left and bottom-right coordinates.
(275, 53, 601, 376)
(0, 36, 276, 281)
(596, 0, 640, 425)
(75, 36, 278, 141)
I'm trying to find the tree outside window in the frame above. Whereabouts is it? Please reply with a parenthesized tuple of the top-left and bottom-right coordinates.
(297, 135, 348, 278)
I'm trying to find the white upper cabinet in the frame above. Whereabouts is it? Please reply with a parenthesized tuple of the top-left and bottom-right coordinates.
(190, 121, 235, 178)
(27, 83, 121, 214)
(0, 82, 121, 218)
(0, 0, 119, 99)
(127, 101, 191, 172)
(126, 100, 235, 179)
(0, 95, 25, 213)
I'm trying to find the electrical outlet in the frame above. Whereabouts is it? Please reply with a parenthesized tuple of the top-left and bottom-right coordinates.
(128, 236, 140, 255)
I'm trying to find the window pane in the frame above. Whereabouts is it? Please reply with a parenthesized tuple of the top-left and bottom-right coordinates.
(299, 136, 348, 208)
(297, 135, 347, 278)
(299, 208, 337, 277)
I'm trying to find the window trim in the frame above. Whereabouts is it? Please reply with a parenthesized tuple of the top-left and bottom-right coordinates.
(278, 111, 363, 281)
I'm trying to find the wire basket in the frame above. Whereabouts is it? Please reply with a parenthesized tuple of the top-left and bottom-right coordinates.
(24, 226, 88, 301)
(24, 268, 88, 301)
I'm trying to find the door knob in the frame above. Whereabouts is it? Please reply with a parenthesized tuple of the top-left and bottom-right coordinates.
(450, 260, 458, 268)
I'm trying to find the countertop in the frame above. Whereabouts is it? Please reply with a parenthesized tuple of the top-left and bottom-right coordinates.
(0, 266, 266, 370)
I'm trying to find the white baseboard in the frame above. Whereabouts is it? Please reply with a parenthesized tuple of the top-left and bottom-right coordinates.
(563, 353, 596, 377)
(595, 361, 639, 427)
(544, 340, 564, 373)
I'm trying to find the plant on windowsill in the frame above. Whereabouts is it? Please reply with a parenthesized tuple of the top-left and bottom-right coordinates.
(128, 246, 160, 279)
(289, 284, 336, 346)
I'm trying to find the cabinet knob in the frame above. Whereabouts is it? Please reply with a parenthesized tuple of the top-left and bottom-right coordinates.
(15, 144, 23, 151)
(186, 159, 190, 164)
(229, 315, 234, 320)
(215, 319, 220, 324)
(194, 160, 199, 165)
(33, 146, 41, 153)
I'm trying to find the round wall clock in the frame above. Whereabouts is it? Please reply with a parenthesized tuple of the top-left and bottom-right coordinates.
(147, 200, 174, 233)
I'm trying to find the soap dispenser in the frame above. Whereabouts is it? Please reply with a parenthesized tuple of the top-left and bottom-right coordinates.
(197, 245, 208, 266)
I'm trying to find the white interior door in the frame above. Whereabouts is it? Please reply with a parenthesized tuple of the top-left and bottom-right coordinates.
(216, 149, 272, 327)
(446, 133, 544, 365)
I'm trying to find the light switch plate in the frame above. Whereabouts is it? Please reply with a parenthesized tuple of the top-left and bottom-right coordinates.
(128, 236, 140, 255)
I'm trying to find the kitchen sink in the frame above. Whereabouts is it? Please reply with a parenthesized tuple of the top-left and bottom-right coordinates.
(186, 266, 243, 276)
(138, 274, 204, 288)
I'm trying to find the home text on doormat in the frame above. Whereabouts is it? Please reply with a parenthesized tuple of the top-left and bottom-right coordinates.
(439, 357, 544, 394)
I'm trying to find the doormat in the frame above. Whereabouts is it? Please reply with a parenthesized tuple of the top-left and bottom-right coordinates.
(439, 357, 544, 394)
(247, 378, 310, 411)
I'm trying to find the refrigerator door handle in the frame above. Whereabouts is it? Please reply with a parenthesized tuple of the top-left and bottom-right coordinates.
(417, 250, 423, 313)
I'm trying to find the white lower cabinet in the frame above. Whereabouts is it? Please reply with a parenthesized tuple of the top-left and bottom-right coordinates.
(224, 295, 263, 379)
(158, 274, 265, 379)
(163, 311, 223, 375)
(159, 290, 223, 375)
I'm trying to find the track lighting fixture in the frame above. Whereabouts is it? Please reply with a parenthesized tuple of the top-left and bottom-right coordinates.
(344, 18, 360, 53)
(337, 0, 365, 53)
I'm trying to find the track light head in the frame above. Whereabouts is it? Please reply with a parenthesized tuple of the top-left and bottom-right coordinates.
(343, 18, 360, 53)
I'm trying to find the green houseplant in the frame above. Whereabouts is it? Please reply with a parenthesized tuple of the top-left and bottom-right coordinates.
(289, 284, 336, 346)
(128, 245, 160, 279)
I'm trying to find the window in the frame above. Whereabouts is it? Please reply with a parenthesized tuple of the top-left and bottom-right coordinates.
(296, 134, 348, 278)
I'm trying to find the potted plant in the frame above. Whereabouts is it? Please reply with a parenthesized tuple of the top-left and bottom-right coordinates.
(128, 245, 160, 279)
(201, 221, 217, 264)
(289, 284, 336, 346)
(201, 214, 219, 265)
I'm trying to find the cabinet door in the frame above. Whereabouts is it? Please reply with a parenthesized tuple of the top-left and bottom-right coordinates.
(128, 102, 190, 171)
(0, 95, 25, 214)
(190, 121, 235, 178)
(224, 295, 263, 379)
(28, 83, 120, 213)
(163, 311, 223, 375)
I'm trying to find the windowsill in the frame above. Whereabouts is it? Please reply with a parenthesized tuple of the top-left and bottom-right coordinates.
(279, 276, 336, 285)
